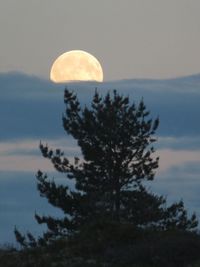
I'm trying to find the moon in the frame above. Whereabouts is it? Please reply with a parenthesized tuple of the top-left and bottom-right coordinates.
(50, 50, 103, 83)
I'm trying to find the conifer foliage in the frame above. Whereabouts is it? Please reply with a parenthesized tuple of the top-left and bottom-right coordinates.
(15, 89, 197, 247)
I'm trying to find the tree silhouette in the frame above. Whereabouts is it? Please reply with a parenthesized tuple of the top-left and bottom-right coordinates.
(15, 89, 198, 247)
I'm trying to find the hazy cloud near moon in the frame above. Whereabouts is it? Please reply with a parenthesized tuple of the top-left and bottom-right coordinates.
(0, 1, 200, 80)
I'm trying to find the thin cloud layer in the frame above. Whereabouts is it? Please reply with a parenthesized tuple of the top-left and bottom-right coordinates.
(1, 72, 200, 141)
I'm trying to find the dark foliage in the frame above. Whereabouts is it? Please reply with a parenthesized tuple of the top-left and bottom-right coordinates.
(15, 89, 198, 253)
(4, 228, 200, 267)
(69, 224, 200, 267)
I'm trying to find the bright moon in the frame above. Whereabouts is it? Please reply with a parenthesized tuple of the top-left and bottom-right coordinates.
(50, 50, 103, 83)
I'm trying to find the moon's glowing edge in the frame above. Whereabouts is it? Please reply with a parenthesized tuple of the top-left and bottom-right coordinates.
(50, 50, 103, 83)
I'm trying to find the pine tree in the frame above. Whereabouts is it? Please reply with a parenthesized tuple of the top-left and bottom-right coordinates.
(15, 89, 198, 247)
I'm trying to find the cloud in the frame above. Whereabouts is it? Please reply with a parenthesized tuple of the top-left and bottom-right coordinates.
(0, 138, 81, 172)
(157, 136, 200, 150)
(157, 149, 200, 175)
(1, 72, 200, 244)
(173, 161, 200, 176)
(0, 171, 64, 245)
(1, 138, 200, 185)
(1, 72, 200, 141)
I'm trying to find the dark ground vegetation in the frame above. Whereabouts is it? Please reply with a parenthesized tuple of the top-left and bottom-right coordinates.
(2, 227, 200, 267)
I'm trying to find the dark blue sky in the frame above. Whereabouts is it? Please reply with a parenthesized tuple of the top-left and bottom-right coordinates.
(1, 72, 200, 245)
(1, 72, 200, 140)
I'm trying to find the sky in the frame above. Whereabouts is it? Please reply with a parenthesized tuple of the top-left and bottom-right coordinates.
(1, 73, 200, 245)
(0, 0, 200, 80)
(0, 1, 200, 245)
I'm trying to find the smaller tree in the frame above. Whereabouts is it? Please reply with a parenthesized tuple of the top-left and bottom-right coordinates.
(15, 89, 198, 247)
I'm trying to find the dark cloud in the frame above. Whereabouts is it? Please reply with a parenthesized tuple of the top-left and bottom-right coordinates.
(1, 72, 200, 141)
(1, 72, 200, 245)
(148, 176, 200, 219)
(0, 171, 72, 245)
(166, 161, 200, 177)
(1, 168, 200, 245)
(156, 136, 200, 150)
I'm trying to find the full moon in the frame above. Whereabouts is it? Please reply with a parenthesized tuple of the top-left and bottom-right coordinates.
(50, 50, 103, 83)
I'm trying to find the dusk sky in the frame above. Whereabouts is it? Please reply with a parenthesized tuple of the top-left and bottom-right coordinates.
(0, 1, 200, 245)
(1, 0, 200, 80)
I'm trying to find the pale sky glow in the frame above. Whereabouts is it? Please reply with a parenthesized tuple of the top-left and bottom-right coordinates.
(0, 0, 200, 80)
(158, 149, 200, 175)
(0, 139, 80, 172)
(1, 139, 200, 176)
